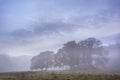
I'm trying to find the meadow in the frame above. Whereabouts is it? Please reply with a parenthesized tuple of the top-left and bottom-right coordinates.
(0, 71, 120, 80)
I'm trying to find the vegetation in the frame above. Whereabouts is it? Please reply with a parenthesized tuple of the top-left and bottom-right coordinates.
(0, 71, 120, 80)
(31, 37, 109, 71)
(30, 51, 54, 70)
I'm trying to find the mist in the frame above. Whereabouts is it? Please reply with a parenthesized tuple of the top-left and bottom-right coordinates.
(0, 0, 120, 72)
(0, 54, 32, 72)
(0, 36, 120, 72)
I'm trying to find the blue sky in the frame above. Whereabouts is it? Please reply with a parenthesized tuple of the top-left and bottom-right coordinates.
(0, 0, 120, 56)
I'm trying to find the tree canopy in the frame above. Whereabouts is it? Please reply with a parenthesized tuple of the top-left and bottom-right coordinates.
(31, 37, 109, 71)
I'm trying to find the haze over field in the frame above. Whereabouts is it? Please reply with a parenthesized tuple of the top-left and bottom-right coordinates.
(0, 0, 120, 72)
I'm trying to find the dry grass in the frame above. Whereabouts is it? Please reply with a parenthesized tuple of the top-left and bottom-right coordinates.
(0, 71, 120, 80)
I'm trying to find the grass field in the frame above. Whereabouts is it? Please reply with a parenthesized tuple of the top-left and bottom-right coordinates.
(0, 71, 120, 80)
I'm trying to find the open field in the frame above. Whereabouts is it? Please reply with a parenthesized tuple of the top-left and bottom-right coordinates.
(0, 71, 120, 80)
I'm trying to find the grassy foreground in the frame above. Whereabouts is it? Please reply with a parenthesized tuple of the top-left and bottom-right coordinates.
(0, 71, 120, 80)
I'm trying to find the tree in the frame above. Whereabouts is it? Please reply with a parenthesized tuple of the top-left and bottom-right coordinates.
(31, 37, 109, 71)
(54, 38, 108, 70)
(30, 51, 54, 71)
(54, 49, 64, 67)
(55, 41, 80, 70)
(78, 38, 108, 69)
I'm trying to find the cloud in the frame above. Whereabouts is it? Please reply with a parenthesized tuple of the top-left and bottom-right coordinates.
(0, 0, 38, 31)
(0, 0, 120, 56)
(108, 0, 120, 13)
(0, 15, 120, 56)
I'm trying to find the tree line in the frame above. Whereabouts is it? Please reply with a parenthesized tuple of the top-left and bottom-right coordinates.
(30, 37, 109, 71)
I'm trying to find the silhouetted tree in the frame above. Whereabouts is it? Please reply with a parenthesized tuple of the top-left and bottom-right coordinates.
(78, 38, 108, 69)
(31, 37, 109, 71)
(54, 49, 64, 67)
(55, 41, 80, 70)
(55, 38, 108, 70)
(30, 51, 54, 71)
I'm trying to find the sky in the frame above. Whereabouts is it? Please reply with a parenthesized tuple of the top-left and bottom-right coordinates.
(0, 0, 120, 56)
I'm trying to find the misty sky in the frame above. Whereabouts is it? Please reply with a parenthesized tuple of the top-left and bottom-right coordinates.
(0, 0, 120, 56)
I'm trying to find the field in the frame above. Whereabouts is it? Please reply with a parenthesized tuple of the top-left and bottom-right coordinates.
(0, 71, 120, 80)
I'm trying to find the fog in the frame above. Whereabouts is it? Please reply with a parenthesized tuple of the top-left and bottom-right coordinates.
(0, 37, 120, 72)
(0, 54, 32, 72)
(0, 0, 120, 72)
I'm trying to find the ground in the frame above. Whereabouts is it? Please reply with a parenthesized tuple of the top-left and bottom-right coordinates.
(0, 71, 120, 80)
